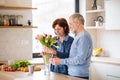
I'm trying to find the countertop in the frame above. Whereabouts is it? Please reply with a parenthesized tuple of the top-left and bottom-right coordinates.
(1, 57, 120, 66)
(28, 58, 44, 65)
(29, 57, 120, 65)
(1, 57, 120, 65)
(0, 70, 87, 80)
(0, 58, 44, 65)
(91, 57, 120, 65)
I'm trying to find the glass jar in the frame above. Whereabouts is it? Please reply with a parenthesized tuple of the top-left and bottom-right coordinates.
(16, 15, 23, 26)
(9, 15, 16, 26)
(3, 15, 9, 26)
(0, 14, 3, 26)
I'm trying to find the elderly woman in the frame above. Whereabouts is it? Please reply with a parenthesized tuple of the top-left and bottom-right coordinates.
(44, 18, 74, 75)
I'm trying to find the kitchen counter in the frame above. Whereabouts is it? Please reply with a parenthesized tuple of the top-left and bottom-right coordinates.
(91, 57, 120, 65)
(0, 70, 87, 80)
(29, 57, 120, 65)
(0, 58, 44, 66)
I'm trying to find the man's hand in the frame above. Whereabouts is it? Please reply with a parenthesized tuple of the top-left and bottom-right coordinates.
(50, 57, 61, 65)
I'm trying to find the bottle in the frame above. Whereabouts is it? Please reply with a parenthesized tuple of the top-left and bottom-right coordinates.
(27, 20, 31, 26)
(91, 0, 97, 10)
(16, 15, 23, 26)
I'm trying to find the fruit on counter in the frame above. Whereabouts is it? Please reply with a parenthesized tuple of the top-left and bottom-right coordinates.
(22, 67, 29, 72)
(0, 60, 41, 72)
(17, 67, 29, 72)
(3, 67, 16, 72)
(34, 66, 41, 71)
(0, 63, 41, 72)
(17, 66, 41, 72)
(0, 64, 15, 72)
(93, 48, 103, 56)
(0, 64, 9, 71)
(0, 64, 16, 72)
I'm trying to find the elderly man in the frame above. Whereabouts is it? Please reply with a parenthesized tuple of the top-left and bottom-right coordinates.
(44, 13, 93, 80)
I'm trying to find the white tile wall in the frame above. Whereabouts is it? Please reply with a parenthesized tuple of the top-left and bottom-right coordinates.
(0, 28, 32, 61)
(4, 0, 32, 7)
(87, 29, 120, 58)
(0, 0, 33, 61)
(96, 30, 120, 58)
(86, 29, 97, 48)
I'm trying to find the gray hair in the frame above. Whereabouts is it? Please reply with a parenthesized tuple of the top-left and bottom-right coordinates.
(69, 13, 84, 25)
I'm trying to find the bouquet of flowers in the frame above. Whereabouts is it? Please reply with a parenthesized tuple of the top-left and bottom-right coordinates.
(35, 34, 58, 64)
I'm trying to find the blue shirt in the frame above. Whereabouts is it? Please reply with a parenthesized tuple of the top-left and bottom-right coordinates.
(50, 35, 74, 74)
(61, 30, 93, 77)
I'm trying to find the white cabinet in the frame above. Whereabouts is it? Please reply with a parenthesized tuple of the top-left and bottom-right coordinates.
(107, 76, 120, 80)
(90, 62, 120, 80)
(104, 0, 120, 30)
(90, 62, 107, 80)
(80, 0, 105, 29)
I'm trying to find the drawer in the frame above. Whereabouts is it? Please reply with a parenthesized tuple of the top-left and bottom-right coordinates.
(106, 64, 120, 78)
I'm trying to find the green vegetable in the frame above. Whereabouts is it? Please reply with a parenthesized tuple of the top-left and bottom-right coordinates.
(11, 60, 31, 69)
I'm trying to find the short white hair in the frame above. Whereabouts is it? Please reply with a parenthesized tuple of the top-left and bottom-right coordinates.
(69, 13, 84, 25)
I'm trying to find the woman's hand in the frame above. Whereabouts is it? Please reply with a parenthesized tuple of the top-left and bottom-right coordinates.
(39, 51, 46, 57)
(44, 47, 57, 55)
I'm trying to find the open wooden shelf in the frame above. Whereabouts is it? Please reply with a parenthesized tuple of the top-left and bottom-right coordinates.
(0, 6, 37, 10)
(85, 26, 104, 29)
(0, 26, 37, 28)
(86, 9, 105, 13)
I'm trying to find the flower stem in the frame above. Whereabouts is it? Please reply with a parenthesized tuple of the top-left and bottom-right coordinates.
(44, 53, 50, 64)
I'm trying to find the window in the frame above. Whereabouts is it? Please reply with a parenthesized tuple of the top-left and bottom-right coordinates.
(32, 0, 75, 58)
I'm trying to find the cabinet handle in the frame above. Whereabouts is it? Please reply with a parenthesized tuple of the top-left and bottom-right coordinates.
(107, 75, 120, 78)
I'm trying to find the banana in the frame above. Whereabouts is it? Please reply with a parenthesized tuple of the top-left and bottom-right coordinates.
(93, 48, 103, 56)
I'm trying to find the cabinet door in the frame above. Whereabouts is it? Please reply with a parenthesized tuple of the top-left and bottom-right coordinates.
(105, 0, 120, 30)
(106, 64, 120, 80)
(90, 62, 107, 80)
(107, 76, 120, 80)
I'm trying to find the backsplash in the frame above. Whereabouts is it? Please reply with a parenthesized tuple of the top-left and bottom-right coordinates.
(87, 29, 97, 48)
(87, 29, 120, 58)
(0, 28, 32, 61)
(96, 30, 120, 58)
(1, 0, 32, 7)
